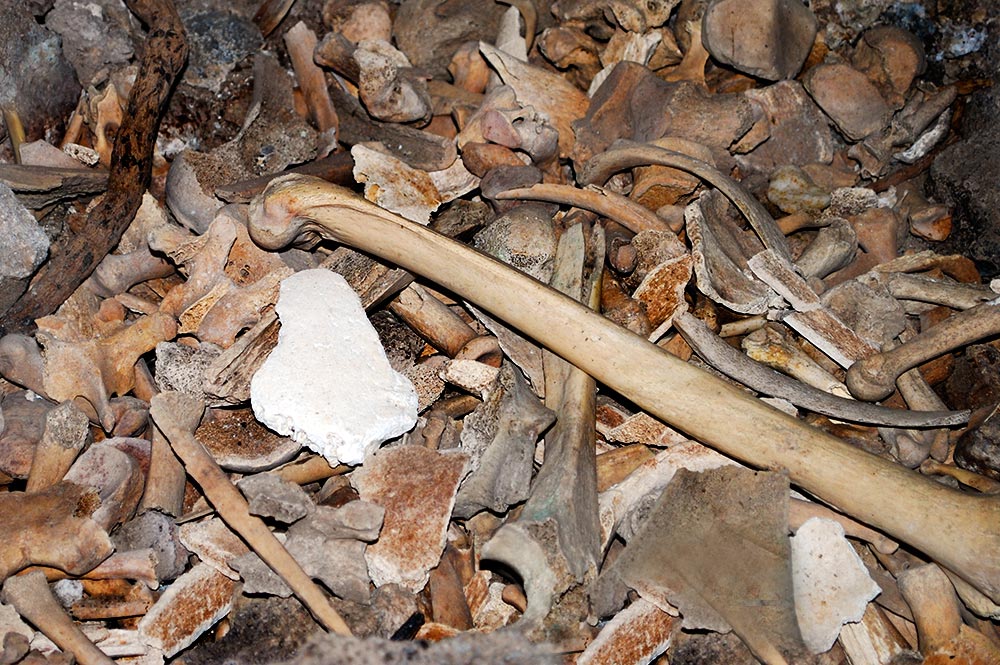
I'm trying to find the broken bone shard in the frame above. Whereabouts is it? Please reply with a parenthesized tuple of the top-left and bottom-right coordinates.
(251, 269, 418, 466)
(791, 517, 881, 654)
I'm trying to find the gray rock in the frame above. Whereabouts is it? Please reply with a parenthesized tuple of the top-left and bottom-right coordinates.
(929, 21, 1000, 276)
(180, 9, 262, 93)
(238, 473, 314, 524)
(112, 510, 190, 582)
(0, 4, 80, 141)
(0, 183, 49, 280)
(46, 0, 136, 86)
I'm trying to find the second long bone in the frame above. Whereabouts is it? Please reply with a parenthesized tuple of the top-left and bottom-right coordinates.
(248, 174, 1000, 606)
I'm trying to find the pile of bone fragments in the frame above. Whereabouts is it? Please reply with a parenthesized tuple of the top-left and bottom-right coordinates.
(0, 0, 999, 663)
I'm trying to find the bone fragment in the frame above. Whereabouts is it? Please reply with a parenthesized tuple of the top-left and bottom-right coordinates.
(838, 602, 916, 664)
(148, 391, 351, 635)
(24, 401, 89, 493)
(388, 284, 478, 357)
(2, 571, 114, 665)
(790, 517, 881, 653)
(847, 298, 1000, 401)
(137, 562, 236, 657)
(748, 249, 878, 368)
(896, 564, 966, 655)
(577, 598, 675, 665)
(789, 499, 897, 554)
(284, 22, 338, 134)
(877, 272, 995, 310)
(495, 183, 679, 236)
(140, 389, 200, 517)
(674, 311, 967, 428)
(480, 223, 602, 636)
(920, 459, 1000, 494)
(248, 175, 1000, 604)
(581, 140, 792, 263)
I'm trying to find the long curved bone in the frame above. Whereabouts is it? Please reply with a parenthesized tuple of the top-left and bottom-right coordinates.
(248, 174, 1000, 604)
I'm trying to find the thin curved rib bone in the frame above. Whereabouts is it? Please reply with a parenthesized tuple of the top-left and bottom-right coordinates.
(247, 175, 999, 603)
(495, 183, 679, 236)
(579, 140, 792, 264)
(673, 311, 967, 428)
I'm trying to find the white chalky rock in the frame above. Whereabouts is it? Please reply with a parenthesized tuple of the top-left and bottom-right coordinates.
(251, 269, 418, 465)
(791, 517, 881, 653)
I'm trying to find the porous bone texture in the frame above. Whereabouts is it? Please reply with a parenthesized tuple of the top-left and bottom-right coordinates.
(251, 269, 418, 465)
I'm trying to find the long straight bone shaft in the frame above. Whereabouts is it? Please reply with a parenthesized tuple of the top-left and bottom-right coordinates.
(248, 175, 1000, 603)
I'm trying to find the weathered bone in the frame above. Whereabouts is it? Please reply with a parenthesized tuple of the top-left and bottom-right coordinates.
(673, 311, 967, 428)
(846, 298, 1000, 401)
(148, 391, 351, 635)
(248, 175, 1000, 603)
(2, 570, 114, 665)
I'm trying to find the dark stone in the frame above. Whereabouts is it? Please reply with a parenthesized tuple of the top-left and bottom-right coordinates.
(46, 0, 137, 86)
(955, 402, 1000, 481)
(944, 344, 1000, 411)
(0, 3, 80, 142)
(928, 17, 1000, 276)
(181, 596, 319, 665)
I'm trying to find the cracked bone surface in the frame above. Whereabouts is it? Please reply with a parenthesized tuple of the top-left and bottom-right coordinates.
(149, 391, 351, 635)
(250, 268, 418, 466)
(847, 298, 1000, 401)
(248, 175, 1000, 603)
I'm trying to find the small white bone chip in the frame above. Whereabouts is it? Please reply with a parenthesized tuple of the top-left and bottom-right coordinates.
(251, 269, 418, 465)
(791, 517, 881, 653)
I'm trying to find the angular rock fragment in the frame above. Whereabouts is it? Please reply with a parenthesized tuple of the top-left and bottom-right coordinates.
(138, 562, 237, 657)
(0, 183, 49, 281)
(238, 473, 315, 524)
(0, 4, 79, 142)
(251, 269, 418, 466)
(791, 517, 881, 653)
(230, 502, 382, 603)
(353, 445, 468, 592)
(112, 511, 189, 583)
(46, 0, 135, 86)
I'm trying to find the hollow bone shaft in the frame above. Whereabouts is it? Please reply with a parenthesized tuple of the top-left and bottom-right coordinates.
(249, 175, 1000, 603)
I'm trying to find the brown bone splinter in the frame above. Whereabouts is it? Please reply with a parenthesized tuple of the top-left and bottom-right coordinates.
(148, 392, 352, 636)
(248, 174, 1000, 604)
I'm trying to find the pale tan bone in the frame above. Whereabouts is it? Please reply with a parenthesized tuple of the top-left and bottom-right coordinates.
(847, 298, 1000, 401)
(248, 175, 1000, 603)
(2, 570, 114, 665)
(148, 391, 351, 635)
